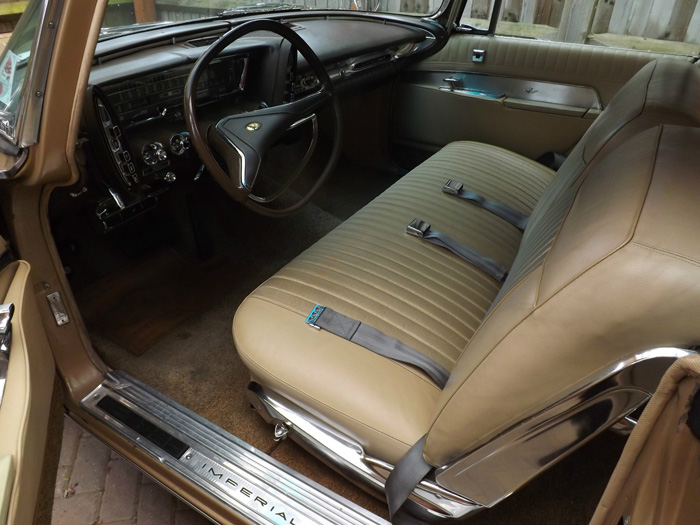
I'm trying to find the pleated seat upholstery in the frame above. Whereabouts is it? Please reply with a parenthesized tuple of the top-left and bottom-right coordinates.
(234, 142, 553, 462)
(233, 58, 700, 467)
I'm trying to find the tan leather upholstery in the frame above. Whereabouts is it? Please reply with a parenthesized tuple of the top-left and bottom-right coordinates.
(419, 35, 694, 105)
(395, 36, 697, 159)
(233, 59, 700, 472)
(0, 261, 56, 524)
(235, 143, 554, 463)
(579, 59, 700, 164)
(425, 125, 700, 464)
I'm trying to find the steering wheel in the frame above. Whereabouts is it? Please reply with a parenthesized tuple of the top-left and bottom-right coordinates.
(184, 19, 343, 217)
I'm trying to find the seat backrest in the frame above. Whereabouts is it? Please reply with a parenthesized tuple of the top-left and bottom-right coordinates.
(530, 59, 700, 234)
(424, 124, 700, 466)
(578, 58, 700, 167)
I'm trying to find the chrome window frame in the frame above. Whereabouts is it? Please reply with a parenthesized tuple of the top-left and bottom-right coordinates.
(0, 0, 64, 148)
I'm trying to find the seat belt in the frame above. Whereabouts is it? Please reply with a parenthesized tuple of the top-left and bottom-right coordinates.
(306, 305, 450, 388)
(406, 219, 508, 283)
(386, 435, 435, 524)
(442, 179, 529, 231)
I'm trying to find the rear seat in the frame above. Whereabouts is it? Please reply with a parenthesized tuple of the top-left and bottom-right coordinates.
(233, 57, 700, 469)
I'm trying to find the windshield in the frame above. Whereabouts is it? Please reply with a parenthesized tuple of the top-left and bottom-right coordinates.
(0, 0, 43, 143)
(100, 0, 441, 38)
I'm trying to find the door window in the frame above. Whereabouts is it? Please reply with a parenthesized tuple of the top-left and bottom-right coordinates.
(0, 0, 61, 147)
(460, 0, 700, 56)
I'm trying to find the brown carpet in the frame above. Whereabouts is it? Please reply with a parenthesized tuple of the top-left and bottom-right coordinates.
(85, 204, 393, 517)
(77, 249, 233, 355)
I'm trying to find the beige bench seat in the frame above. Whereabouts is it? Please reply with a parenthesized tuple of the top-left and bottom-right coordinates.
(235, 141, 554, 461)
(233, 58, 700, 494)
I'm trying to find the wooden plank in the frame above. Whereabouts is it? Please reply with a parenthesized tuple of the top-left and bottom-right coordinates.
(685, 2, 700, 43)
(134, 0, 157, 23)
(463, 0, 474, 17)
(534, 0, 552, 24)
(609, 0, 634, 34)
(549, 0, 565, 28)
(0, 2, 27, 16)
(642, 0, 674, 40)
(627, 0, 654, 36)
(591, 0, 615, 34)
(556, 0, 596, 43)
(666, 0, 699, 41)
(472, 0, 492, 19)
(413, 0, 429, 13)
(521, 0, 537, 24)
(502, 0, 523, 22)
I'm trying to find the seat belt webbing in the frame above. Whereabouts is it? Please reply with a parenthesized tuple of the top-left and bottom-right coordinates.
(386, 435, 434, 524)
(406, 219, 508, 283)
(442, 179, 529, 231)
(306, 305, 450, 388)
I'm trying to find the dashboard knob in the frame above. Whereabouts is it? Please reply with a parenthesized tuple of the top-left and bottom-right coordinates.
(141, 142, 167, 165)
(170, 133, 191, 156)
(164, 171, 176, 183)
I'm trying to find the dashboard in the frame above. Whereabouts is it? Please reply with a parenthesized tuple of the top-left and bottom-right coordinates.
(78, 15, 443, 231)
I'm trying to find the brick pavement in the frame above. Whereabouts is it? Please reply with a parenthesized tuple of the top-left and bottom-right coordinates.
(52, 417, 212, 525)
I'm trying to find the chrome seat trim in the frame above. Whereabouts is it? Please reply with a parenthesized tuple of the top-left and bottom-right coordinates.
(0, 303, 14, 406)
(82, 371, 389, 525)
(247, 382, 482, 521)
(435, 347, 694, 507)
(249, 348, 693, 520)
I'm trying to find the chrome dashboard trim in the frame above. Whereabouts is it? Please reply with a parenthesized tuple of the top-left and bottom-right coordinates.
(435, 347, 694, 507)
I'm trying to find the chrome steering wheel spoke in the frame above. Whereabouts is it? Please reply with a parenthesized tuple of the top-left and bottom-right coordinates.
(214, 90, 331, 192)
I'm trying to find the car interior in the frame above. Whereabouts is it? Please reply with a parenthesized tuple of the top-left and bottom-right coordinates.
(3, 0, 700, 523)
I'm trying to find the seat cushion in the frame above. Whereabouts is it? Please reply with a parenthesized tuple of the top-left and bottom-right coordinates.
(234, 141, 554, 462)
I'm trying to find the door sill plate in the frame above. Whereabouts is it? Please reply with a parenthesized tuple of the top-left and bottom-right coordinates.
(81, 371, 388, 525)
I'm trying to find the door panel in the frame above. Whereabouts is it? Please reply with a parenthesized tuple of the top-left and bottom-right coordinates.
(392, 34, 695, 159)
(0, 261, 55, 525)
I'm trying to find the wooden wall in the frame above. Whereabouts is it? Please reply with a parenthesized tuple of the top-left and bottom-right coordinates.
(463, 0, 700, 44)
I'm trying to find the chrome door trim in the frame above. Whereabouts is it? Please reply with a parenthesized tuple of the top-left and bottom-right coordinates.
(402, 70, 603, 110)
(20, 0, 64, 147)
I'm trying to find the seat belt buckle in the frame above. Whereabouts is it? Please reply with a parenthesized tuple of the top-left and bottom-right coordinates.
(406, 219, 430, 238)
(306, 304, 326, 330)
(442, 179, 463, 195)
